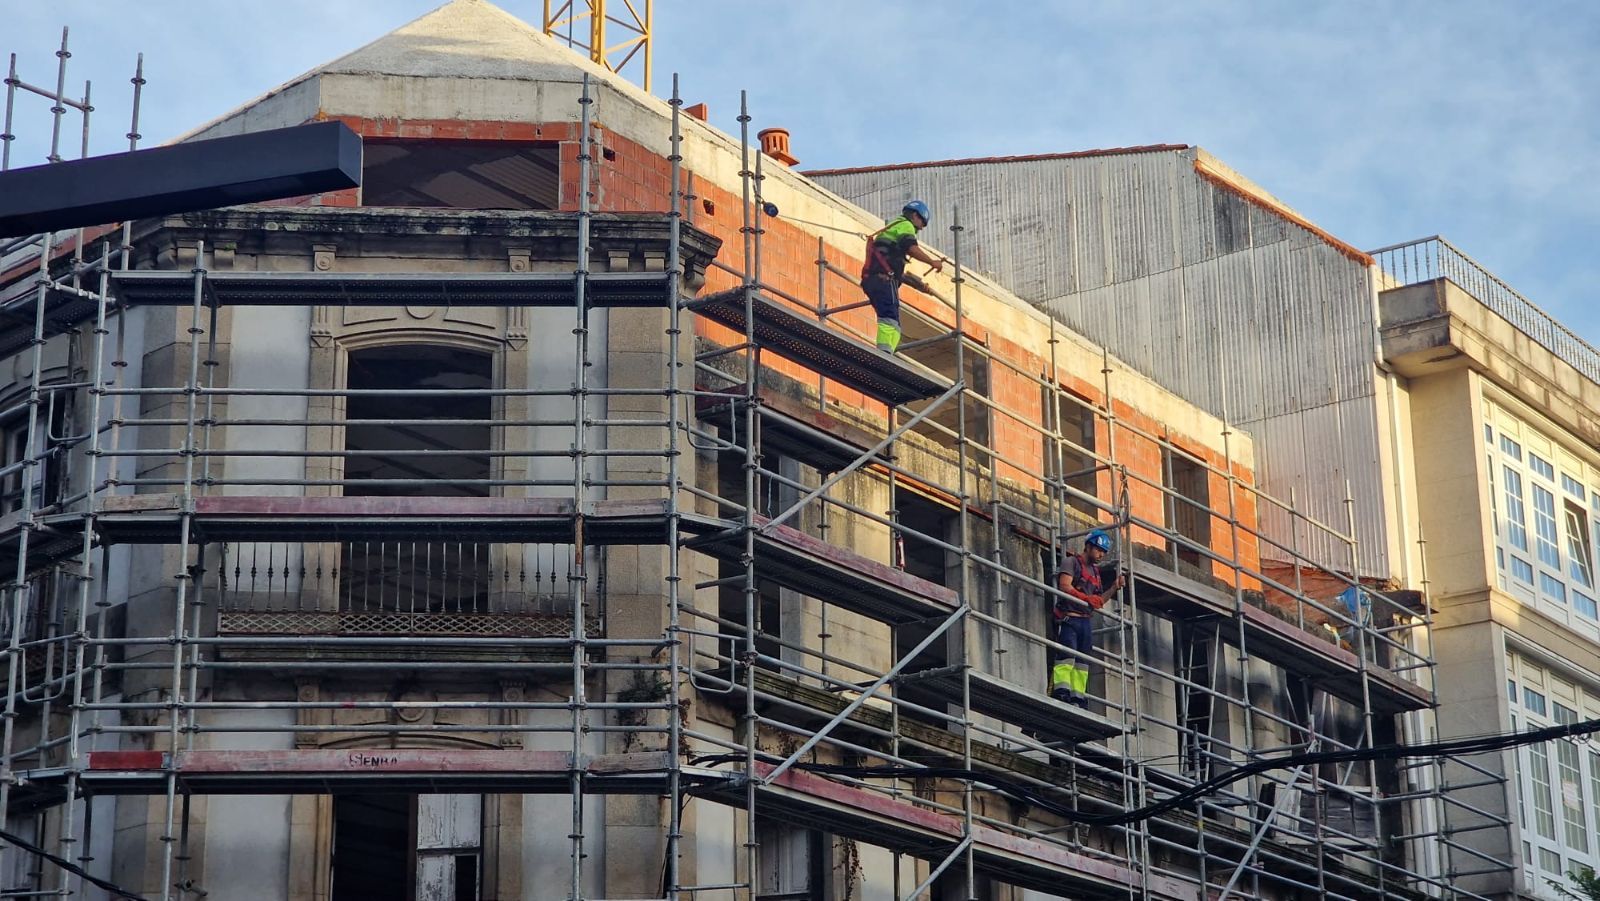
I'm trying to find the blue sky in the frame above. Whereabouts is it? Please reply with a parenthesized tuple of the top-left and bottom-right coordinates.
(6, 1, 1598, 335)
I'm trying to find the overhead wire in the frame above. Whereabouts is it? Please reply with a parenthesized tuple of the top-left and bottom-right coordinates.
(694, 715, 1600, 828)
(0, 825, 149, 900)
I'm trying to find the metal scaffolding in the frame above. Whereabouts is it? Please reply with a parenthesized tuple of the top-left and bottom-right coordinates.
(0, 31, 1512, 901)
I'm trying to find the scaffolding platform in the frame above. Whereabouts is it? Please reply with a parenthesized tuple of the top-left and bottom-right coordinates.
(11, 749, 709, 800)
(694, 761, 1197, 900)
(687, 287, 950, 406)
(94, 495, 723, 546)
(685, 516, 958, 625)
(0, 514, 90, 578)
(899, 667, 1123, 743)
(697, 666, 1125, 787)
(1130, 558, 1431, 713)
(696, 387, 886, 474)
(109, 269, 677, 308)
(0, 287, 100, 359)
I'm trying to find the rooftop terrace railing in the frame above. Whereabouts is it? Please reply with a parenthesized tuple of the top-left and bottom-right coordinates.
(1371, 235, 1600, 384)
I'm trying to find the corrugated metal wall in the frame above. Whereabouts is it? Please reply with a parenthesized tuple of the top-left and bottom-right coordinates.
(812, 150, 1390, 576)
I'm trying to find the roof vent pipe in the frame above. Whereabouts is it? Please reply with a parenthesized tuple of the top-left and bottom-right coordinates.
(758, 128, 799, 166)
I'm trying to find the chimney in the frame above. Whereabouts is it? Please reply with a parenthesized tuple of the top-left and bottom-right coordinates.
(758, 127, 799, 166)
(685, 103, 709, 122)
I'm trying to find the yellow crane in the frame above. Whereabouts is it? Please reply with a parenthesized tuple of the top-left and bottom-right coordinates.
(542, 0, 653, 92)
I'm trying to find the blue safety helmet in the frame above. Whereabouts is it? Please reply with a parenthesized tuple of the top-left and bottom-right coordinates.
(1085, 529, 1113, 553)
(903, 200, 931, 226)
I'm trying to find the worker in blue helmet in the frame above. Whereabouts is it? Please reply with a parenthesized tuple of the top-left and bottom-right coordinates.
(860, 200, 943, 353)
(1050, 528, 1123, 708)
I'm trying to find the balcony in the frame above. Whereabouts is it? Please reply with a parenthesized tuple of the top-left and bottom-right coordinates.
(212, 539, 600, 647)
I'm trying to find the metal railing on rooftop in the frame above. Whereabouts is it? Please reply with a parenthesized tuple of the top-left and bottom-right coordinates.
(1371, 235, 1600, 384)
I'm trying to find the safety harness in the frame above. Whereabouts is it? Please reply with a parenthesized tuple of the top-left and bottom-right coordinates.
(861, 217, 912, 284)
(1054, 553, 1105, 621)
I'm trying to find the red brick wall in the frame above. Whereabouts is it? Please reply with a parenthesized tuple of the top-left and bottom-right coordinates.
(305, 115, 1262, 581)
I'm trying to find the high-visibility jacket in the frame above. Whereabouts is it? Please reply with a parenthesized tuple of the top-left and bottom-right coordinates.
(862, 216, 919, 282)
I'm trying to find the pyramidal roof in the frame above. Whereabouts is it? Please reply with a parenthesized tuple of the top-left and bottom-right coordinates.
(315, 0, 608, 81)
(182, 0, 635, 141)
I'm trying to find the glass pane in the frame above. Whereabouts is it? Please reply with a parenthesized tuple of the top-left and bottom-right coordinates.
(1489, 456, 1501, 538)
(1513, 555, 1536, 586)
(1535, 485, 1562, 569)
(1506, 467, 1529, 552)
(1589, 750, 1600, 855)
(1577, 593, 1599, 620)
(1555, 705, 1588, 850)
(1532, 742, 1558, 840)
(1503, 435, 1523, 461)
(1567, 503, 1595, 588)
(1517, 743, 1527, 829)
(1526, 688, 1548, 717)
(1532, 454, 1555, 481)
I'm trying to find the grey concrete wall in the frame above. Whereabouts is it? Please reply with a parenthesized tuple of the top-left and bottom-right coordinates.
(222, 305, 312, 495)
(200, 711, 295, 901)
(522, 722, 606, 900)
(1432, 620, 1515, 897)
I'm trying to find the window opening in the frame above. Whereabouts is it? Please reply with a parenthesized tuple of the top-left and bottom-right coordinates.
(332, 794, 411, 901)
(362, 140, 560, 210)
(1047, 386, 1100, 519)
(1164, 447, 1211, 568)
(342, 345, 494, 613)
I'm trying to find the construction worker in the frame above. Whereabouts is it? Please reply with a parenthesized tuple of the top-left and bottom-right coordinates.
(861, 200, 943, 353)
(1051, 529, 1123, 708)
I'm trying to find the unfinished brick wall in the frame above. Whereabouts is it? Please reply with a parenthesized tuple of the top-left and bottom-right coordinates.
(298, 115, 1263, 587)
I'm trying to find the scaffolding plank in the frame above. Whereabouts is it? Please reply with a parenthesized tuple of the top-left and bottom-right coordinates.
(1234, 600, 1433, 713)
(700, 666, 1092, 774)
(901, 668, 1123, 743)
(694, 762, 1197, 900)
(695, 387, 885, 473)
(93, 495, 714, 545)
(71, 749, 686, 795)
(685, 516, 958, 625)
(688, 287, 949, 406)
(1130, 558, 1431, 713)
(110, 269, 674, 308)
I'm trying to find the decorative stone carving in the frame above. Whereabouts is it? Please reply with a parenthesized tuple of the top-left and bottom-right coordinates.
(311, 243, 336, 272)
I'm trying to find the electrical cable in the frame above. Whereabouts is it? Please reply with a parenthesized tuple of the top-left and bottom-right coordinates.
(758, 205, 871, 239)
(0, 825, 149, 900)
(693, 716, 1600, 828)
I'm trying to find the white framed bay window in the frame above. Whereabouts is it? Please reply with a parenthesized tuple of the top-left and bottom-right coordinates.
(1485, 397, 1600, 639)
(1507, 649, 1600, 897)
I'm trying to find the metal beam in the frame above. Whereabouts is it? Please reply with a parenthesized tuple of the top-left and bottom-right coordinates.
(902, 835, 972, 901)
(758, 379, 963, 535)
(761, 603, 968, 785)
(1217, 763, 1309, 900)
(0, 121, 362, 238)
